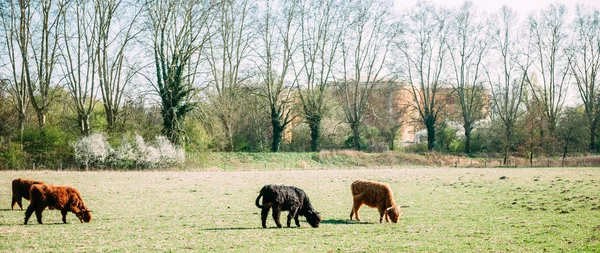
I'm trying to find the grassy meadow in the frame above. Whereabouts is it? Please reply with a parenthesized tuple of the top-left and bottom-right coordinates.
(1, 167, 600, 252)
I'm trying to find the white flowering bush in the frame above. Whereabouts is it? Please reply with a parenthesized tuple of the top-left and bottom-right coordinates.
(133, 134, 160, 168)
(108, 135, 136, 168)
(72, 133, 185, 169)
(154, 135, 186, 167)
(72, 133, 112, 168)
(134, 134, 185, 168)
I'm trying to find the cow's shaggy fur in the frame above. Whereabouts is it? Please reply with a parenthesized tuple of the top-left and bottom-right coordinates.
(350, 179, 402, 223)
(11, 178, 45, 210)
(255, 184, 321, 228)
(24, 184, 92, 224)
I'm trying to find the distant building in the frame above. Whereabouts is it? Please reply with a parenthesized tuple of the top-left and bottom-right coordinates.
(285, 79, 490, 148)
(376, 80, 490, 147)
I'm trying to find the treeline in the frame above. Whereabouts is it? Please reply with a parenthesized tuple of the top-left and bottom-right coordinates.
(0, 0, 598, 169)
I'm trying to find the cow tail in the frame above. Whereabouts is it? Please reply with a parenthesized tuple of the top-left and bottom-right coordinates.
(255, 192, 264, 208)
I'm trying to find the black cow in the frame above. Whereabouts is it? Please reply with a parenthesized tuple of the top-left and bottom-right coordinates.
(255, 184, 321, 228)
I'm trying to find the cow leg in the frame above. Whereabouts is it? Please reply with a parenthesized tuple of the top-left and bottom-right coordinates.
(35, 207, 44, 224)
(17, 197, 23, 210)
(260, 208, 269, 228)
(24, 204, 35, 224)
(271, 207, 282, 228)
(384, 211, 390, 223)
(378, 206, 385, 223)
(286, 208, 296, 227)
(294, 215, 300, 227)
(61, 209, 68, 223)
(287, 207, 299, 228)
(351, 202, 363, 221)
(12, 194, 23, 210)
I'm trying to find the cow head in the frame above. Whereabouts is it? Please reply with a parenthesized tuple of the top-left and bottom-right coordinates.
(385, 206, 402, 223)
(305, 210, 322, 228)
(77, 209, 93, 223)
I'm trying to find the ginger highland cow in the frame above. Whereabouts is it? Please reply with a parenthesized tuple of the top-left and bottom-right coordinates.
(11, 178, 45, 210)
(24, 184, 92, 224)
(350, 179, 402, 223)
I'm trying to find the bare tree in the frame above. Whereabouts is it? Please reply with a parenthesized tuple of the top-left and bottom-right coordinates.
(21, 0, 67, 129)
(398, 2, 450, 151)
(447, 1, 488, 154)
(0, 78, 17, 138)
(255, 0, 300, 152)
(557, 107, 586, 165)
(145, 0, 215, 145)
(294, 0, 345, 152)
(368, 81, 407, 150)
(486, 6, 532, 165)
(566, 5, 600, 152)
(96, 0, 143, 132)
(0, 0, 30, 140)
(205, 0, 255, 151)
(521, 88, 546, 167)
(335, 0, 398, 151)
(527, 4, 570, 148)
(60, 0, 98, 135)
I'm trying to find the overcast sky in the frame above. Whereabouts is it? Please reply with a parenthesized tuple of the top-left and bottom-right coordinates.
(393, 0, 600, 16)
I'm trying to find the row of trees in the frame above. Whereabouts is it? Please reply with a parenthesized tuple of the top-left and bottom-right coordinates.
(0, 0, 599, 166)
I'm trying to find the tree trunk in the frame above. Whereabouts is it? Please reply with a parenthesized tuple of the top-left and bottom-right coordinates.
(79, 113, 90, 135)
(18, 111, 25, 150)
(271, 119, 284, 153)
(18, 111, 25, 130)
(426, 123, 435, 151)
(590, 118, 597, 152)
(37, 111, 47, 130)
(351, 122, 361, 151)
(161, 107, 177, 145)
(529, 150, 533, 167)
(562, 142, 568, 167)
(225, 127, 234, 152)
(464, 126, 472, 154)
(389, 131, 396, 151)
(105, 105, 116, 132)
(503, 146, 509, 166)
(308, 117, 321, 152)
(219, 116, 234, 152)
(503, 125, 512, 165)
(547, 118, 557, 154)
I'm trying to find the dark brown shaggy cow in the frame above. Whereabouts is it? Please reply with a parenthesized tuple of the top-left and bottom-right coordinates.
(11, 178, 45, 210)
(255, 184, 321, 228)
(350, 179, 402, 223)
(24, 184, 92, 224)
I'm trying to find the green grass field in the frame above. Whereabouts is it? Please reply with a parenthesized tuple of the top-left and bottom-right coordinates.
(1, 167, 600, 252)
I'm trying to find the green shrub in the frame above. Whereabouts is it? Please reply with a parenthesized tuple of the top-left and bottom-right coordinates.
(0, 142, 28, 170)
(184, 120, 213, 153)
(21, 126, 75, 169)
(435, 122, 458, 153)
(404, 142, 428, 153)
(286, 123, 311, 152)
(344, 135, 367, 150)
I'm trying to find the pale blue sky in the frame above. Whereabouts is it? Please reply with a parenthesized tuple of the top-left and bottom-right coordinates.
(393, 0, 600, 16)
